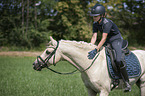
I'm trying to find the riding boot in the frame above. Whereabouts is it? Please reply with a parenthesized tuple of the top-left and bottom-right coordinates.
(118, 62, 131, 92)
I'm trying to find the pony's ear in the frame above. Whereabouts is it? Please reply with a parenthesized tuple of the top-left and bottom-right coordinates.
(46, 41, 52, 47)
(50, 36, 57, 46)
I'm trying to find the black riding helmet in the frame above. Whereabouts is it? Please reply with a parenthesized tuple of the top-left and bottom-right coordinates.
(90, 4, 105, 17)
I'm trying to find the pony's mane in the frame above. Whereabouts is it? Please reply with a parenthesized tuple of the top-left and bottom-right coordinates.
(60, 39, 97, 50)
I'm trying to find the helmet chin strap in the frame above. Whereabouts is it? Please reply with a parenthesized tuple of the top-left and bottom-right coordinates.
(97, 16, 102, 23)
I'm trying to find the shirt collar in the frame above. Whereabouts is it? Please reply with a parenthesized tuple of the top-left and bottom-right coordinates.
(93, 17, 104, 25)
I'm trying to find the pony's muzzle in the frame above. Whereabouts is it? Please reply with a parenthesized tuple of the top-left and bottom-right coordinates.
(33, 62, 42, 71)
(33, 62, 36, 69)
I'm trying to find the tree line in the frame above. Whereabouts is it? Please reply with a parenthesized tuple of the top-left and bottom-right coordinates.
(0, 0, 145, 49)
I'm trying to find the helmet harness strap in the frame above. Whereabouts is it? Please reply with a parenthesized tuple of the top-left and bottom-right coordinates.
(97, 16, 102, 22)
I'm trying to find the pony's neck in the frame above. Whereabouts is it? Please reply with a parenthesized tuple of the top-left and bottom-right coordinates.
(60, 46, 88, 71)
(61, 54, 81, 70)
(59, 42, 105, 71)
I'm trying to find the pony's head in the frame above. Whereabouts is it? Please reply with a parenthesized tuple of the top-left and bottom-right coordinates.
(33, 36, 98, 71)
(33, 36, 62, 71)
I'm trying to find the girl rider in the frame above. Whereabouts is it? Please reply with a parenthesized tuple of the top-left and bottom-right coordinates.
(87, 4, 131, 92)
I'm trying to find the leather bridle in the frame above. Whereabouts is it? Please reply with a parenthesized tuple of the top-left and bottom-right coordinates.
(36, 41, 59, 70)
(35, 41, 100, 75)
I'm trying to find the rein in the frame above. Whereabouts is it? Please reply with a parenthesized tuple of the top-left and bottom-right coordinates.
(81, 52, 100, 73)
(37, 41, 100, 75)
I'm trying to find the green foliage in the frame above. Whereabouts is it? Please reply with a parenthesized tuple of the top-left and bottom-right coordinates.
(0, 0, 144, 49)
(0, 0, 55, 48)
(49, 0, 92, 41)
(107, 0, 145, 45)
(0, 31, 4, 46)
(28, 29, 51, 47)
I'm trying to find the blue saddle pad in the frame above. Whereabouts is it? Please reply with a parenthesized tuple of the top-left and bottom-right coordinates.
(106, 50, 141, 79)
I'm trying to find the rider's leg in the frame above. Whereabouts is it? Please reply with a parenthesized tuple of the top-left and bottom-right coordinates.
(111, 39, 131, 92)
(117, 61, 131, 92)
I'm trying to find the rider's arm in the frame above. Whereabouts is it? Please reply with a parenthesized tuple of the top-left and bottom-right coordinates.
(96, 20, 112, 51)
(91, 33, 97, 44)
(97, 33, 108, 51)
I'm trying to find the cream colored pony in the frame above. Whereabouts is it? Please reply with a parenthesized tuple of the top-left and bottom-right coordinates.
(33, 37, 145, 96)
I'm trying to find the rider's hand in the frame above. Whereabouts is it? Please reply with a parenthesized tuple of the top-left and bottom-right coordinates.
(87, 48, 98, 59)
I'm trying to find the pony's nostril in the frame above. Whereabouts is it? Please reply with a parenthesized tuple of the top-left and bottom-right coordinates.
(33, 62, 35, 65)
(33, 62, 36, 69)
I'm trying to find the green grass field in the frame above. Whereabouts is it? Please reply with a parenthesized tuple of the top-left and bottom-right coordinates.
(0, 56, 140, 96)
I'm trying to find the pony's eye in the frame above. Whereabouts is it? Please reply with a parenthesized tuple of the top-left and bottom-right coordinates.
(46, 50, 50, 54)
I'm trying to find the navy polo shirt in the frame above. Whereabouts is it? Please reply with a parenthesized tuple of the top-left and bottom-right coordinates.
(93, 18, 122, 43)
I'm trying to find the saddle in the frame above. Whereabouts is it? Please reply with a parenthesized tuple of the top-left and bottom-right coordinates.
(105, 40, 141, 90)
(106, 40, 131, 73)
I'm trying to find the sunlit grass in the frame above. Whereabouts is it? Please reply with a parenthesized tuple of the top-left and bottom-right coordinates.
(0, 56, 140, 96)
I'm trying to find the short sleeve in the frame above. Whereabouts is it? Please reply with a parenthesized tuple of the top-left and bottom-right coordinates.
(93, 23, 98, 33)
(103, 22, 112, 33)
